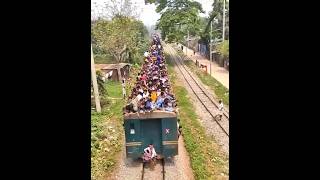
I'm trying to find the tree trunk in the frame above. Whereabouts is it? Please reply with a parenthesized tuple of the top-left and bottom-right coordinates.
(117, 67, 122, 81)
(128, 51, 132, 63)
(91, 45, 101, 113)
(117, 55, 121, 63)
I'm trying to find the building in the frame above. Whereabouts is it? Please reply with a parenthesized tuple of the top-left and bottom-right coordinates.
(95, 63, 130, 81)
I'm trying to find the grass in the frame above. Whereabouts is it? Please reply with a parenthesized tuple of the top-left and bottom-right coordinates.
(106, 81, 123, 98)
(91, 64, 140, 180)
(176, 49, 229, 107)
(91, 81, 124, 180)
(166, 53, 229, 179)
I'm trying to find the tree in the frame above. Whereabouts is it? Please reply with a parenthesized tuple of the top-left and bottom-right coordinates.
(152, 0, 204, 42)
(103, 0, 140, 19)
(144, 0, 160, 4)
(96, 70, 107, 96)
(91, 45, 101, 112)
(92, 0, 149, 64)
(201, 0, 229, 41)
(216, 40, 229, 58)
(92, 17, 149, 63)
(92, 17, 130, 62)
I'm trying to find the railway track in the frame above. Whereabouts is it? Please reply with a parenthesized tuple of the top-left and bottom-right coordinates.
(173, 45, 230, 117)
(171, 44, 229, 118)
(164, 43, 229, 137)
(141, 159, 165, 180)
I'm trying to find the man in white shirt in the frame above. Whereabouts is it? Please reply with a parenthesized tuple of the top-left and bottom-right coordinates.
(144, 51, 149, 57)
(143, 89, 149, 98)
(218, 100, 224, 111)
(143, 144, 157, 162)
(137, 92, 143, 101)
(217, 100, 224, 120)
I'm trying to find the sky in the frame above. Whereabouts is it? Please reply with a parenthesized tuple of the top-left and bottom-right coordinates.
(91, 0, 213, 27)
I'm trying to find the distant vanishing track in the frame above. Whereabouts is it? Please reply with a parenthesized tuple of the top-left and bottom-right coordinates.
(165, 43, 229, 137)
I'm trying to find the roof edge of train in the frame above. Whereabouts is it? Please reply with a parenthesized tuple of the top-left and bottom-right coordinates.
(124, 111, 177, 120)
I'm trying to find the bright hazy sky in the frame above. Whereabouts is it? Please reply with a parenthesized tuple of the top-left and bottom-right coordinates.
(91, 0, 213, 27)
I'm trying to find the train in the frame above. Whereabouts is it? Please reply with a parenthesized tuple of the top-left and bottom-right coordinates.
(123, 35, 179, 160)
(124, 111, 178, 159)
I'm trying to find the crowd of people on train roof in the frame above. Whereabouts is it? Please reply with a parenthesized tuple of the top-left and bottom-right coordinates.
(124, 35, 177, 114)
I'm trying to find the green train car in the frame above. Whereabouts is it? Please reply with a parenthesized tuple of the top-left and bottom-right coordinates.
(124, 111, 178, 159)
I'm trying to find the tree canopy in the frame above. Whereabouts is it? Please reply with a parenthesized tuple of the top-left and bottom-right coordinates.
(91, 0, 149, 64)
(200, 0, 229, 43)
(92, 17, 148, 63)
(149, 0, 204, 42)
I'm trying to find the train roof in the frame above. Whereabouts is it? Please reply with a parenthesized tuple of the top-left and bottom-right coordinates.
(124, 111, 177, 120)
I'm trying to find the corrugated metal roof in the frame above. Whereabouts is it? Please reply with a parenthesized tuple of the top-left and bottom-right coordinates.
(94, 63, 130, 70)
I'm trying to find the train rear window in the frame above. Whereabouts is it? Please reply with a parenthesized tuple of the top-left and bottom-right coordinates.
(130, 123, 135, 134)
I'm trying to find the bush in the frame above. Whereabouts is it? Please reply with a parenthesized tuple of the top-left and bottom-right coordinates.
(96, 70, 107, 96)
(216, 40, 229, 59)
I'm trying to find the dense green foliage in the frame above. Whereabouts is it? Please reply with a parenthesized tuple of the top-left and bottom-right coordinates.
(216, 40, 229, 58)
(150, 0, 204, 42)
(92, 17, 149, 64)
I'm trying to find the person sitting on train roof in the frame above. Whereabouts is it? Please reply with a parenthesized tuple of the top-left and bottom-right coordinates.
(143, 79, 148, 88)
(163, 98, 174, 112)
(164, 92, 174, 101)
(138, 98, 146, 113)
(124, 42, 177, 114)
(156, 55, 162, 65)
(140, 73, 147, 82)
(124, 96, 133, 114)
(143, 89, 149, 99)
(137, 91, 143, 101)
(152, 51, 158, 56)
(155, 92, 165, 109)
(152, 44, 156, 50)
(156, 88, 161, 96)
(132, 87, 137, 96)
(124, 95, 137, 113)
(144, 50, 149, 57)
(150, 89, 157, 103)
(131, 94, 139, 112)
(144, 97, 152, 112)
(159, 76, 165, 84)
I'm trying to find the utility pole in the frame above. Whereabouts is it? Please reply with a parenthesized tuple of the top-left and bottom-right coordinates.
(210, 20, 212, 75)
(91, 44, 101, 113)
(222, 0, 226, 42)
(186, 30, 189, 56)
